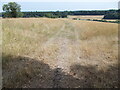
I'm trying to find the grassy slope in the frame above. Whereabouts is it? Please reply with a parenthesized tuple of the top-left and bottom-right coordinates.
(2, 18, 118, 88)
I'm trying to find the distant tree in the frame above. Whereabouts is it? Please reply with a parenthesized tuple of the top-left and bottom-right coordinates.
(2, 2, 23, 18)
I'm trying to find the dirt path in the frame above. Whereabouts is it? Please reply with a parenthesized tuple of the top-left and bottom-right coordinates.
(56, 38, 71, 72)
(55, 20, 78, 72)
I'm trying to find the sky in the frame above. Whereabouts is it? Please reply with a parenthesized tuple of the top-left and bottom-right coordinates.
(0, 0, 120, 12)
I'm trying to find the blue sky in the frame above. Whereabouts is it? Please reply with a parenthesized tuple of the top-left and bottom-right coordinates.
(0, 1, 119, 12)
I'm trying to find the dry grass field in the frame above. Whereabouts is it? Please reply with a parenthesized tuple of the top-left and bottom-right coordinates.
(2, 18, 118, 88)
(68, 15, 104, 20)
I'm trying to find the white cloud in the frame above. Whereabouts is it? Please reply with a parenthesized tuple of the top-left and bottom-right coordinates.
(1, 0, 120, 2)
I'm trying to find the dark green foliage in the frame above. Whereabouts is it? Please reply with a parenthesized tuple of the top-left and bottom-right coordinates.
(67, 9, 118, 15)
(103, 9, 120, 19)
(2, 2, 23, 18)
(103, 13, 120, 19)
(93, 19, 107, 22)
(22, 11, 68, 18)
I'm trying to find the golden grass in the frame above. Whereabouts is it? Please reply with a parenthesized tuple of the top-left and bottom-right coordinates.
(3, 18, 64, 56)
(2, 18, 118, 88)
(68, 15, 104, 20)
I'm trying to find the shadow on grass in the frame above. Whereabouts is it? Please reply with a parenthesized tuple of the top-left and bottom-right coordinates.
(2, 54, 119, 88)
(70, 64, 119, 88)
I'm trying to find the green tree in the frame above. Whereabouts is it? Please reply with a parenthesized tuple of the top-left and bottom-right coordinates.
(2, 2, 23, 18)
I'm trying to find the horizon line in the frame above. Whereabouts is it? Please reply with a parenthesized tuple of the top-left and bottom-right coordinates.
(21, 9, 118, 12)
(1, 9, 118, 13)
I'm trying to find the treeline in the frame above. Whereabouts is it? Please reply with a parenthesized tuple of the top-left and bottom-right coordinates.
(22, 11, 68, 18)
(103, 10, 120, 19)
(1, 9, 120, 19)
(66, 10, 117, 15)
(22, 10, 118, 18)
(104, 13, 120, 19)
